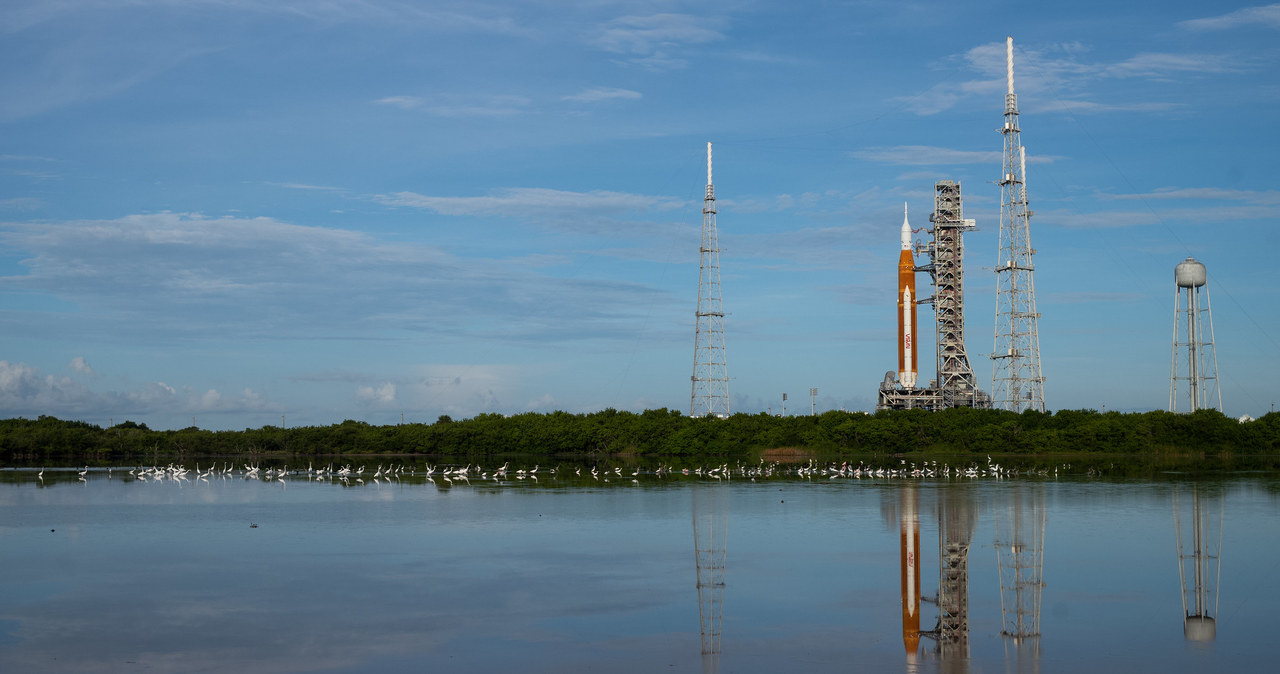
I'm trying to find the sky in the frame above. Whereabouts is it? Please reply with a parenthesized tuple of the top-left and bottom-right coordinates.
(1, 1, 1278, 430)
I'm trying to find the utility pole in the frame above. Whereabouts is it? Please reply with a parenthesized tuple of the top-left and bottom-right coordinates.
(810, 388, 818, 416)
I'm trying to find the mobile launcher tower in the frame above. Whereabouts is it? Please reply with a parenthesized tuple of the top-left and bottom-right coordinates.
(878, 181, 991, 410)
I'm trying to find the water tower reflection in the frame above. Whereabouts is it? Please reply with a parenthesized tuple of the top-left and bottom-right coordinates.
(1174, 483, 1222, 644)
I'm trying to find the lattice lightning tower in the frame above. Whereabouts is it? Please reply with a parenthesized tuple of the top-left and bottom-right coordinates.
(690, 142, 729, 418)
(992, 36, 1046, 413)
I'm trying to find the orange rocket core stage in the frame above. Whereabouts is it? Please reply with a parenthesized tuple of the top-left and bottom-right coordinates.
(900, 488, 921, 660)
(897, 204, 918, 389)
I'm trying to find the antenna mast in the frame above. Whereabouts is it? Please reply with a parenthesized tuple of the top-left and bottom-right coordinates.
(992, 36, 1046, 413)
(691, 142, 729, 418)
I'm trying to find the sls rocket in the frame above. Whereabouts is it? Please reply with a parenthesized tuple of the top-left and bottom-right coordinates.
(898, 204, 918, 389)
(900, 486, 921, 662)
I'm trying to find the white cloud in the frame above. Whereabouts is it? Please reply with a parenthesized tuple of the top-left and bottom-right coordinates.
(0, 360, 273, 420)
(69, 356, 94, 376)
(562, 87, 642, 103)
(356, 382, 397, 404)
(1180, 4, 1280, 31)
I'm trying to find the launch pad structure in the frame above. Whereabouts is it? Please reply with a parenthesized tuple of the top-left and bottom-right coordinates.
(878, 181, 991, 411)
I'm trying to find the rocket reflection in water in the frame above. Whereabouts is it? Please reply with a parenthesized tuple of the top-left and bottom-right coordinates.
(900, 486, 922, 664)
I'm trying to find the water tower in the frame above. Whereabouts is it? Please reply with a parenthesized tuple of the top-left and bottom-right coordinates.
(1169, 258, 1221, 413)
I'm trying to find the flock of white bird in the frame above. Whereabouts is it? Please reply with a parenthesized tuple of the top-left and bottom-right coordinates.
(35, 456, 1066, 486)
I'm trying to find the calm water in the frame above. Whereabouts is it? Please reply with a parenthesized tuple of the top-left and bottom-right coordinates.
(1, 466, 1276, 673)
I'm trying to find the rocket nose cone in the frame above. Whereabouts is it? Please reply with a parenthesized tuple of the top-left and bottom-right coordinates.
(901, 203, 911, 249)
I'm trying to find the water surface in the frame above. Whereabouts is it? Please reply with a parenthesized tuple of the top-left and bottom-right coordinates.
(1, 466, 1274, 672)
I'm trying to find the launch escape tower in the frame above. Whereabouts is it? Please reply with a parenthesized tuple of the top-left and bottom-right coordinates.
(1169, 258, 1221, 413)
(991, 36, 1047, 413)
(690, 142, 729, 418)
(878, 182, 990, 410)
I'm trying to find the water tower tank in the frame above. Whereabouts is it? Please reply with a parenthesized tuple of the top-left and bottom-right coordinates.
(1175, 258, 1206, 288)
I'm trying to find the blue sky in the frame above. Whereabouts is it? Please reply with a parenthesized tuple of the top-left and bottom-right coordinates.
(1, 1, 1277, 430)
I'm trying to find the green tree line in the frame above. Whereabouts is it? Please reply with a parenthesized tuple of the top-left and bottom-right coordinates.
(2, 408, 1277, 465)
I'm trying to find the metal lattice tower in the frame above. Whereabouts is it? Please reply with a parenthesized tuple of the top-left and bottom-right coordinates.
(926, 181, 985, 408)
(693, 485, 727, 673)
(992, 36, 1047, 413)
(1169, 258, 1221, 413)
(690, 142, 729, 418)
(995, 485, 1046, 650)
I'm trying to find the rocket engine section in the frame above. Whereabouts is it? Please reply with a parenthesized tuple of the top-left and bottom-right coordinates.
(898, 204, 918, 389)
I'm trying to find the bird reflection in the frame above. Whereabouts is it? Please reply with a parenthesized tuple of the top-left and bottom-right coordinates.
(692, 484, 727, 674)
(1174, 483, 1222, 645)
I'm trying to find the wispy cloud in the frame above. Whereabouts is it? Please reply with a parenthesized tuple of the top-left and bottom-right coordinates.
(562, 87, 642, 103)
(1038, 99, 1183, 114)
(0, 197, 42, 210)
(1045, 291, 1146, 304)
(853, 145, 1004, 166)
(374, 94, 531, 117)
(0, 211, 677, 345)
(903, 39, 1248, 116)
(1, 1, 531, 36)
(591, 13, 725, 70)
(1180, 3, 1280, 31)
(1104, 52, 1242, 77)
(1102, 187, 1280, 205)
(377, 187, 685, 219)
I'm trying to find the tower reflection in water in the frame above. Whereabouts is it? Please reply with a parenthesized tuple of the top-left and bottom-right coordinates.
(692, 485, 727, 674)
(932, 487, 976, 672)
(995, 483, 1046, 671)
(1174, 484, 1222, 645)
(894, 486, 977, 672)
